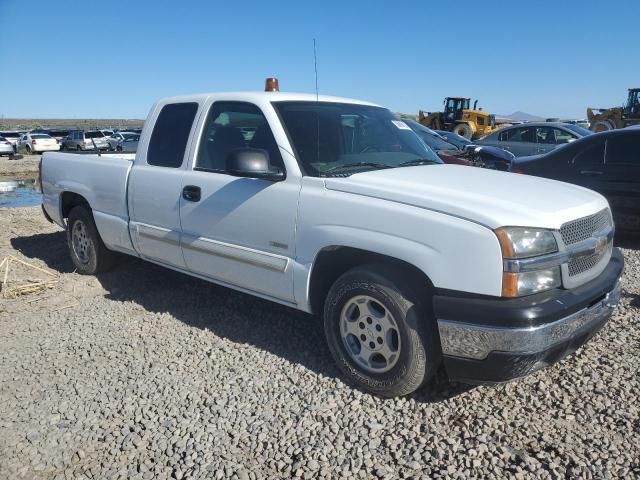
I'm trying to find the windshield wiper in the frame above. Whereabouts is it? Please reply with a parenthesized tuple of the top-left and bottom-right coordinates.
(323, 162, 393, 175)
(397, 158, 441, 168)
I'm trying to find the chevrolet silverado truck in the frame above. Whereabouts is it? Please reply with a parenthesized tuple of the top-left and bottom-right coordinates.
(40, 86, 624, 397)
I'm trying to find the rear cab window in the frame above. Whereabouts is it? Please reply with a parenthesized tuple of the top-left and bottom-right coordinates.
(147, 102, 199, 168)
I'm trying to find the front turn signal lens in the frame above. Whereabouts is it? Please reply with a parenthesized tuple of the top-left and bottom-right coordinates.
(502, 267, 562, 297)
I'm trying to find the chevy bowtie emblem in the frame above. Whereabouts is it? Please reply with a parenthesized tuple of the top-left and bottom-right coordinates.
(593, 233, 608, 255)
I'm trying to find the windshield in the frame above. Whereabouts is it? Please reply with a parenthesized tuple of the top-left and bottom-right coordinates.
(403, 119, 458, 151)
(274, 102, 441, 176)
(564, 124, 592, 136)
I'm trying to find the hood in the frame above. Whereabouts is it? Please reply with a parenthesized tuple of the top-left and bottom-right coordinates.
(324, 164, 608, 230)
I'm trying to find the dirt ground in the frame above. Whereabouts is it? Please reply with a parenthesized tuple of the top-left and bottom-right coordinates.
(0, 155, 41, 178)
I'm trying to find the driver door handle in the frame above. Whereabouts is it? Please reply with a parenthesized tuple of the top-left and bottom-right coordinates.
(580, 170, 603, 175)
(182, 185, 201, 202)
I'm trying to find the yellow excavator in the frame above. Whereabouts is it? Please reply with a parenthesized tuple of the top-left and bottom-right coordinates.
(418, 97, 497, 139)
(587, 88, 640, 132)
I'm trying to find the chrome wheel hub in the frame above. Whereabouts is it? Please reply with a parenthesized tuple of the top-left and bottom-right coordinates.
(339, 295, 401, 373)
(71, 220, 91, 264)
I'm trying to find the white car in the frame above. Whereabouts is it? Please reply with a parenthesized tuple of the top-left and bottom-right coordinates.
(40, 83, 623, 397)
(0, 136, 15, 156)
(18, 133, 60, 154)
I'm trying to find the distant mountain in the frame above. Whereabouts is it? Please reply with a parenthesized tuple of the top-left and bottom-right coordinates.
(500, 111, 545, 122)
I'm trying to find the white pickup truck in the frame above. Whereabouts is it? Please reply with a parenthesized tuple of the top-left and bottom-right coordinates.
(40, 86, 623, 397)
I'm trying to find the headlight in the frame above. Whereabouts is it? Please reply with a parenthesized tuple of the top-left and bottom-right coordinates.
(495, 227, 560, 297)
(495, 227, 557, 258)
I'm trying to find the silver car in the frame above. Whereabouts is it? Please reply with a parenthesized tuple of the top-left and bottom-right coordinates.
(475, 122, 592, 157)
(107, 131, 137, 150)
(116, 133, 140, 152)
(63, 130, 109, 151)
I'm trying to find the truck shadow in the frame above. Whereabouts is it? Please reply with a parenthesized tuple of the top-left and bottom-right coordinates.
(11, 231, 472, 403)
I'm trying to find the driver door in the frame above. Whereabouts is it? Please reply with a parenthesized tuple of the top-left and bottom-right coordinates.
(179, 101, 300, 303)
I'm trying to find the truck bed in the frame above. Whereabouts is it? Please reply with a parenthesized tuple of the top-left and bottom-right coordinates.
(41, 151, 137, 255)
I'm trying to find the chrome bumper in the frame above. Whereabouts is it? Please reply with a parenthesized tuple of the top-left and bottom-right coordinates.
(437, 281, 621, 361)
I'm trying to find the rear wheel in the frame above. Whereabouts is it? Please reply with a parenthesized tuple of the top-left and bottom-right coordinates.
(67, 206, 115, 274)
(25, 145, 32, 154)
(76, 145, 82, 151)
(323, 264, 440, 397)
(453, 123, 473, 139)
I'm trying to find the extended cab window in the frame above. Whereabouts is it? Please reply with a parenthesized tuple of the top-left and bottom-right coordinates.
(195, 101, 283, 172)
(148, 102, 198, 168)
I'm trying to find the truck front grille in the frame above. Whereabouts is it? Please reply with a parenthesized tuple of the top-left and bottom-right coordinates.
(560, 209, 613, 278)
(560, 209, 611, 246)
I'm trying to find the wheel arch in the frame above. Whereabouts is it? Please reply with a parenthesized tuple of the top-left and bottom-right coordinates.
(60, 191, 91, 220)
(307, 246, 435, 316)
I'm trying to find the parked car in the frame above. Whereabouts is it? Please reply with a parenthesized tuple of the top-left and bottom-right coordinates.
(116, 133, 140, 152)
(17, 133, 60, 154)
(476, 122, 592, 157)
(511, 129, 640, 232)
(49, 129, 71, 145)
(0, 136, 15, 156)
(107, 131, 138, 150)
(404, 119, 513, 170)
(63, 130, 109, 151)
(40, 87, 623, 397)
(0, 131, 23, 152)
(434, 130, 473, 150)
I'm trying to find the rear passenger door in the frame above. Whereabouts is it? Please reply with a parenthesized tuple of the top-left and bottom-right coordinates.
(603, 133, 640, 229)
(128, 102, 200, 268)
(567, 139, 605, 192)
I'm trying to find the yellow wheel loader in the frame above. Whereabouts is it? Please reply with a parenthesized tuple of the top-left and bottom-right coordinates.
(418, 97, 497, 139)
(587, 88, 640, 132)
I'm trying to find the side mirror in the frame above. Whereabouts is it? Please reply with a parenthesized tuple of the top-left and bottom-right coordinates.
(226, 148, 284, 181)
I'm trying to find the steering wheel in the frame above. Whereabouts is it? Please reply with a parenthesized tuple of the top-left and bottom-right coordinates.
(359, 146, 380, 153)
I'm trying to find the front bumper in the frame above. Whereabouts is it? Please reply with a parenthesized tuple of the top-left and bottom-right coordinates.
(435, 248, 624, 383)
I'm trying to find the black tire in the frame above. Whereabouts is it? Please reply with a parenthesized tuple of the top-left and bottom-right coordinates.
(592, 120, 616, 132)
(76, 145, 82, 151)
(454, 123, 473, 139)
(25, 145, 32, 154)
(67, 205, 115, 274)
(323, 264, 440, 397)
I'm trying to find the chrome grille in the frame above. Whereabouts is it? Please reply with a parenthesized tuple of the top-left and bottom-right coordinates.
(560, 209, 613, 278)
(568, 250, 607, 276)
(560, 209, 612, 246)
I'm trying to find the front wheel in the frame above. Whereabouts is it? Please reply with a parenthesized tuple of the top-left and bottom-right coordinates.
(67, 206, 115, 274)
(323, 264, 440, 397)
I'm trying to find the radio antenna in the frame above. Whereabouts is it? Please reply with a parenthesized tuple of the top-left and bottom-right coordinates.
(313, 38, 319, 101)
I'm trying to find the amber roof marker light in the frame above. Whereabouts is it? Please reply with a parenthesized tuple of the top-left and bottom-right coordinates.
(265, 77, 280, 92)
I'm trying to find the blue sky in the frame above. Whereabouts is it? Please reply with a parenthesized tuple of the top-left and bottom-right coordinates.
(1, 0, 638, 119)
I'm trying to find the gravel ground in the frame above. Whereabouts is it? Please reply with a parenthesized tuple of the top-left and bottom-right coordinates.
(1, 207, 639, 479)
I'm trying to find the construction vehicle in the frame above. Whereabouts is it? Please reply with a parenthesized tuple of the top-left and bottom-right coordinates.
(418, 97, 497, 139)
(587, 88, 640, 132)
